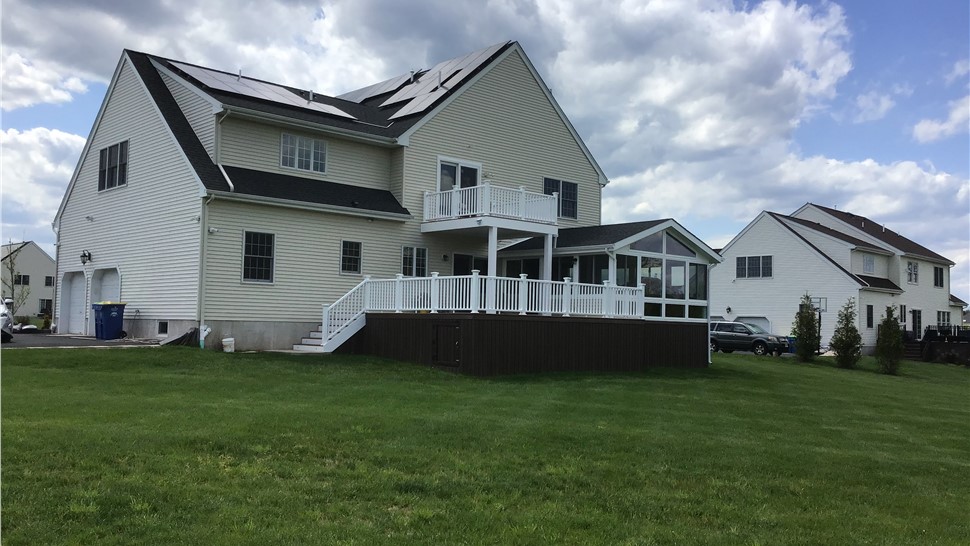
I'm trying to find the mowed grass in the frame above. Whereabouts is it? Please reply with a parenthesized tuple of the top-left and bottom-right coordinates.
(2, 348, 968, 545)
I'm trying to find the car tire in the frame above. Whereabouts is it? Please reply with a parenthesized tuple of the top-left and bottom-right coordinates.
(710, 340, 719, 353)
(753, 341, 767, 356)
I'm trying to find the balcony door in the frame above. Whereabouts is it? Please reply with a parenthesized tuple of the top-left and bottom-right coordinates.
(440, 159, 480, 215)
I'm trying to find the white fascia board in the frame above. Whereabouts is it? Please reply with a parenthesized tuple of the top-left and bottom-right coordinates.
(612, 219, 723, 264)
(499, 244, 613, 258)
(150, 59, 224, 114)
(227, 107, 399, 148)
(900, 252, 956, 267)
(714, 210, 773, 259)
(52, 54, 128, 232)
(207, 191, 410, 221)
(395, 43, 610, 187)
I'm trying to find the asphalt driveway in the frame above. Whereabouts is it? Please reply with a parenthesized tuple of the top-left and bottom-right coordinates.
(1, 333, 160, 349)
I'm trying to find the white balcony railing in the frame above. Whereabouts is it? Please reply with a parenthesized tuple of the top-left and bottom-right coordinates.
(321, 272, 645, 345)
(423, 183, 558, 224)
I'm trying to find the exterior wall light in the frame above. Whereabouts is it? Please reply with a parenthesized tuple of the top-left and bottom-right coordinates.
(80, 250, 92, 265)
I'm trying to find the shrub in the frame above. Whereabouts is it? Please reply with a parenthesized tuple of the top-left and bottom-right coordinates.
(875, 306, 904, 375)
(792, 294, 820, 362)
(830, 298, 862, 369)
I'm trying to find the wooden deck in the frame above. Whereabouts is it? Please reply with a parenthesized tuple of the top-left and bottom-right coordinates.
(337, 313, 709, 376)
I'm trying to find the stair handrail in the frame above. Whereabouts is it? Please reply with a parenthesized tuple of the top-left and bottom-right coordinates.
(322, 276, 370, 340)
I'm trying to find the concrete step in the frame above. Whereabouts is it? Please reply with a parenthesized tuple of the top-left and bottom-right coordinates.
(300, 337, 323, 345)
(292, 344, 327, 352)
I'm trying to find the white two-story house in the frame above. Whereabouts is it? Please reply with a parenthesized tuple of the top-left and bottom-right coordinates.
(2, 241, 56, 319)
(709, 204, 962, 352)
(54, 41, 720, 359)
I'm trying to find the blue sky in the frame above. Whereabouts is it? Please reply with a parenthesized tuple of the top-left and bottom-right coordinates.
(1, 0, 968, 303)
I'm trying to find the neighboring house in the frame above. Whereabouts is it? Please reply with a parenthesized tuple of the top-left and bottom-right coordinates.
(2, 242, 56, 319)
(709, 204, 960, 352)
(53, 40, 718, 361)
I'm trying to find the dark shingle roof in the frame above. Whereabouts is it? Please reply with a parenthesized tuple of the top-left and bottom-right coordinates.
(950, 294, 968, 307)
(222, 166, 409, 216)
(503, 220, 668, 252)
(856, 275, 902, 292)
(780, 214, 888, 252)
(126, 50, 230, 192)
(809, 204, 952, 264)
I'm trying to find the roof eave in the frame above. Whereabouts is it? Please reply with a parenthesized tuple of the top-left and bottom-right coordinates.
(206, 190, 411, 221)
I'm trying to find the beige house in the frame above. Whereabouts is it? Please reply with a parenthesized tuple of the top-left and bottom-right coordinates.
(2, 241, 55, 319)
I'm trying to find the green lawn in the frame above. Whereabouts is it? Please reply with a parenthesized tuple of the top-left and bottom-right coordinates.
(2, 348, 968, 545)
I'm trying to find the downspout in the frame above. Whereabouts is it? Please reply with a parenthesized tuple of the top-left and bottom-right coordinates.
(197, 194, 215, 346)
(52, 223, 60, 332)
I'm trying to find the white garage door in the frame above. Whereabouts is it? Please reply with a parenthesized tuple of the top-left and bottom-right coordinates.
(63, 272, 87, 334)
(737, 316, 770, 332)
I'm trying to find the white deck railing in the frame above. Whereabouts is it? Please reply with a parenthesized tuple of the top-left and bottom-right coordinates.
(321, 272, 645, 344)
(423, 183, 558, 224)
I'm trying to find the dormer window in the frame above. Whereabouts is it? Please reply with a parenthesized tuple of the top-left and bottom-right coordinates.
(98, 140, 129, 191)
(281, 133, 326, 173)
(863, 255, 874, 274)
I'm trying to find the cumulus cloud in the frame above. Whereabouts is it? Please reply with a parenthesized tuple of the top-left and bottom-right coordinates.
(852, 91, 894, 123)
(945, 59, 969, 86)
(913, 95, 970, 143)
(1, 52, 88, 111)
(0, 128, 86, 241)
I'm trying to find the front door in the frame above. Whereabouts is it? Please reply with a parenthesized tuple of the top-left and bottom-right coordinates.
(911, 309, 922, 340)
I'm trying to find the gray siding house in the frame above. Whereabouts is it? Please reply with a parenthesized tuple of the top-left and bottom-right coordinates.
(54, 41, 719, 355)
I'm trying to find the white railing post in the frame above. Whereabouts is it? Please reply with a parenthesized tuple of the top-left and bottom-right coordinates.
(482, 182, 491, 216)
(563, 277, 572, 317)
(485, 274, 496, 314)
(430, 272, 439, 313)
(363, 275, 372, 311)
(394, 273, 404, 313)
(322, 304, 331, 339)
(603, 280, 614, 318)
(423, 191, 431, 221)
(638, 283, 646, 319)
(470, 270, 480, 314)
(518, 274, 528, 315)
(451, 188, 460, 217)
(519, 186, 527, 220)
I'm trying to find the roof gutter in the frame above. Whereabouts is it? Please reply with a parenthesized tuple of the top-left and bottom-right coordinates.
(225, 106, 400, 148)
(206, 191, 411, 222)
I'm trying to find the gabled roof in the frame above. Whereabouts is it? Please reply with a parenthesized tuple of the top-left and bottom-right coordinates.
(1, 242, 29, 261)
(951, 294, 968, 307)
(780, 215, 890, 254)
(804, 203, 953, 265)
(501, 219, 722, 263)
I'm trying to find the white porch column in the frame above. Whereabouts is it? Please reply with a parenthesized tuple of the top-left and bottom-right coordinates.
(486, 226, 498, 314)
(608, 253, 617, 284)
(542, 234, 553, 280)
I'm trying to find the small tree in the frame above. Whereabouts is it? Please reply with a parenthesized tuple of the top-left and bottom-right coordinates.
(792, 293, 821, 362)
(830, 298, 862, 369)
(875, 305, 903, 375)
(2, 242, 31, 317)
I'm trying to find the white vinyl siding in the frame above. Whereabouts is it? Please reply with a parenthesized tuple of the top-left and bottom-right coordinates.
(402, 49, 601, 229)
(55, 57, 202, 329)
(850, 251, 888, 277)
(160, 71, 216, 160)
(219, 117, 391, 189)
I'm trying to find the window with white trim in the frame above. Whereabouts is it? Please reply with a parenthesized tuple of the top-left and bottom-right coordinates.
(863, 255, 874, 274)
(543, 178, 578, 219)
(736, 255, 772, 278)
(45, 276, 55, 287)
(402, 246, 428, 277)
(281, 133, 326, 173)
(866, 305, 874, 328)
(933, 266, 944, 288)
(341, 241, 362, 274)
(900, 304, 907, 325)
(39, 298, 53, 316)
(13, 274, 29, 286)
(906, 261, 918, 284)
(936, 311, 950, 327)
(98, 140, 129, 191)
(243, 231, 274, 283)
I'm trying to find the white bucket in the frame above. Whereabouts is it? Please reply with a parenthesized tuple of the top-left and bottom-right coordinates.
(222, 337, 235, 353)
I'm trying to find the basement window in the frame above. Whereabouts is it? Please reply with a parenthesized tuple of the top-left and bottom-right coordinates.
(158, 321, 169, 336)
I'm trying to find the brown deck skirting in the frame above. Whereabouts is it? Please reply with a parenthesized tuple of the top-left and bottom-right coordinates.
(337, 313, 709, 376)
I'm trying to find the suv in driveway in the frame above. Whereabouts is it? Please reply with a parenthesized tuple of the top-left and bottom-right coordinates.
(710, 321, 788, 356)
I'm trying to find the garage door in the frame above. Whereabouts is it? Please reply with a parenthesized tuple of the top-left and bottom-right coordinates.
(63, 272, 87, 334)
(737, 316, 770, 332)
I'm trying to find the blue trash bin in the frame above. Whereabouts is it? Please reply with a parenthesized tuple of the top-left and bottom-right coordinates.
(92, 302, 127, 340)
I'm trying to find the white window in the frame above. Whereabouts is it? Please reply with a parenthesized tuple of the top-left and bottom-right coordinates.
(543, 178, 578, 219)
(907, 261, 918, 284)
(937, 311, 951, 327)
(736, 256, 772, 278)
(863, 255, 874, 274)
(281, 133, 326, 173)
(402, 246, 428, 277)
(98, 140, 129, 191)
(341, 241, 362, 274)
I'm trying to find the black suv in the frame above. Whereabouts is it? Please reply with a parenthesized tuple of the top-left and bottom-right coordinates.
(710, 321, 788, 356)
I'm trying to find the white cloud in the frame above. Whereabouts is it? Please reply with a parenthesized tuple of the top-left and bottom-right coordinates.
(0, 52, 89, 111)
(853, 91, 895, 123)
(945, 59, 969, 86)
(0, 128, 86, 244)
(913, 95, 970, 143)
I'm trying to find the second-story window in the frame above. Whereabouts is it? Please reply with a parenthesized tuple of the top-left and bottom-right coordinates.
(907, 261, 918, 284)
(863, 255, 874, 274)
(736, 256, 772, 279)
(14, 274, 29, 286)
(281, 133, 326, 173)
(98, 140, 129, 191)
(543, 178, 578, 219)
(933, 266, 944, 288)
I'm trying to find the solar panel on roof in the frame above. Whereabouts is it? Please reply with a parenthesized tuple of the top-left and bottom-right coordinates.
(338, 72, 415, 103)
(171, 61, 356, 120)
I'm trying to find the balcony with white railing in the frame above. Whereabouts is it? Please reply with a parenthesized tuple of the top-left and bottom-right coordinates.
(423, 183, 558, 228)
